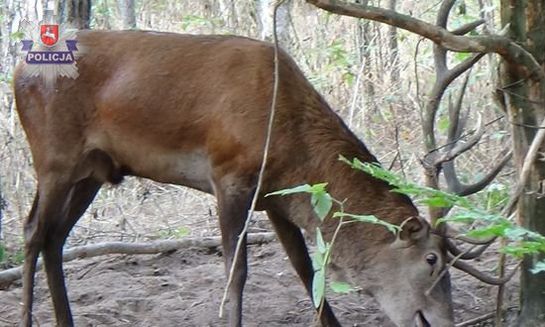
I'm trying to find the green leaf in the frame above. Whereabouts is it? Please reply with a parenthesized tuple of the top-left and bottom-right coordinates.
(13, 249, 24, 265)
(336, 155, 545, 272)
(421, 196, 453, 208)
(173, 226, 190, 238)
(343, 72, 355, 86)
(333, 212, 400, 234)
(311, 192, 333, 221)
(330, 281, 353, 294)
(466, 223, 510, 239)
(266, 184, 312, 197)
(436, 215, 475, 225)
(454, 51, 471, 62)
(485, 183, 509, 210)
(268, 183, 332, 220)
(437, 116, 450, 133)
(502, 242, 544, 257)
(310, 183, 328, 193)
(437, 209, 491, 225)
(504, 226, 532, 241)
(530, 261, 545, 274)
(312, 252, 324, 271)
(316, 228, 327, 254)
(266, 183, 327, 198)
(10, 31, 24, 41)
(312, 269, 326, 308)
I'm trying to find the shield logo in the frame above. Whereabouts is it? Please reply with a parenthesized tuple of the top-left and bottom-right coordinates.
(40, 24, 59, 46)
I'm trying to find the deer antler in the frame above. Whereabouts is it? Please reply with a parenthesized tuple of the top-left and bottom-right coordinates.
(445, 238, 493, 260)
(449, 254, 521, 285)
(444, 150, 512, 196)
(434, 225, 497, 259)
(420, 2, 511, 260)
(417, 1, 490, 229)
(452, 234, 497, 245)
(433, 112, 485, 167)
(440, 70, 513, 197)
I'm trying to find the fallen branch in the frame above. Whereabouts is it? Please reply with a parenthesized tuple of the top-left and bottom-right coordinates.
(455, 306, 518, 327)
(0, 232, 276, 287)
(455, 311, 495, 327)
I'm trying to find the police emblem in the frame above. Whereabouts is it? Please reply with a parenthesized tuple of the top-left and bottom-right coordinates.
(40, 24, 59, 46)
(18, 7, 81, 87)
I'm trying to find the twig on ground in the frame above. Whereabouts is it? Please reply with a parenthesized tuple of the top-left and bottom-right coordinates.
(455, 306, 518, 327)
(455, 311, 495, 327)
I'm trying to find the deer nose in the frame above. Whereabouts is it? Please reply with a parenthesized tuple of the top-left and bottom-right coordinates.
(415, 311, 431, 327)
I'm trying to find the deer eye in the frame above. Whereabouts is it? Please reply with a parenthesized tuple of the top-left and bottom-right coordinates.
(425, 253, 438, 266)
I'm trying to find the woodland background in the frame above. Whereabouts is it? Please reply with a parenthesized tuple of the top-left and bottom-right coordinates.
(0, 0, 543, 326)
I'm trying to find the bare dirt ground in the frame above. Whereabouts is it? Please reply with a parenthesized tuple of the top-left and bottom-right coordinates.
(0, 177, 521, 327)
(0, 231, 520, 327)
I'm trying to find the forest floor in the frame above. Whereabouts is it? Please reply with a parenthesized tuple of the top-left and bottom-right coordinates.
(0, 223, 520, 327)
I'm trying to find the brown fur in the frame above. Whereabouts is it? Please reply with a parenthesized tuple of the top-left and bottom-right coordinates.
(14, 31, 453, 327)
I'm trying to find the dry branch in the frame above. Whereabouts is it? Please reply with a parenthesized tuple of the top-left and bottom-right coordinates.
(455, 311, 495, 327)
(432, 113, 485, 167)
(455, 306, 518, 327)
(0, 232, 276, 287)
(306, 0, 544, 83)
(451, 19, 485, 36)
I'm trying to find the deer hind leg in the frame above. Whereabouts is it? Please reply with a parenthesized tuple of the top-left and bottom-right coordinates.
(21, 193, 43, 327)
(214, 178, 255, 327)
(21, 174, 75, 327)
(22, 150, 115, 326)
(21, 176, 101, 327)
(42, 178, 102, 327)
(266, 209, 341, 327)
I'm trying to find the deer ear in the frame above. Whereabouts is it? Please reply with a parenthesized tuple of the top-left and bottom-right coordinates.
(397, 216, 430, 243)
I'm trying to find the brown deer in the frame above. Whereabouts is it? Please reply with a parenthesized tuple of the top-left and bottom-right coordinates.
(14, 31, 454, 326)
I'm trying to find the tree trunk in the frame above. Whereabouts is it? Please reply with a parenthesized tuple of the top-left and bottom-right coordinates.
(354, 0, 374, 105)
(0, 176, 3, 240)
(357, 19, 374, 103)
(56, 0, 91, 29)
(257, 0, 291, 46)
(387, 0, 399, 81)
(501, 1, 545, 325)
(218, 0, 238, 30)
(117, 0, 136, 29)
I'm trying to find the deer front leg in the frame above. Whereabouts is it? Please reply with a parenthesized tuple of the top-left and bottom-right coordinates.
(215, 179, 255, 327)
(267, 209, 341, 327)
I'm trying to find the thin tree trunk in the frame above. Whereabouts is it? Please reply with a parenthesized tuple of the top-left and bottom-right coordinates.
(57, 0, 91, 29)
(117, 0, 136, 29)
(353, 0, 374, 127)
(501, 1, 545, 325)
(257, 0, 291, 46)
(358, 20, 374, 102)
(218, 0, 237, 30)
(0, 176, 3, 240)
(387, 0, 399, 80)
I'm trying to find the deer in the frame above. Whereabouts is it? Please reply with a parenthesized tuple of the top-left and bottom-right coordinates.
(14, 30, 456, 327)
